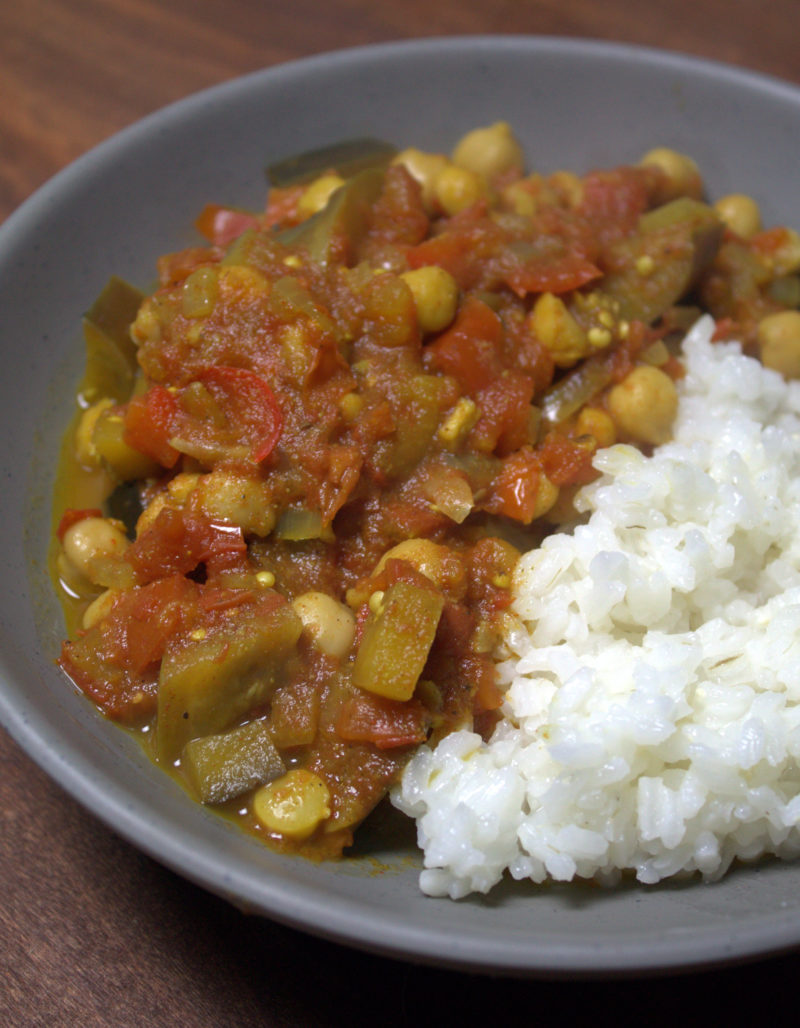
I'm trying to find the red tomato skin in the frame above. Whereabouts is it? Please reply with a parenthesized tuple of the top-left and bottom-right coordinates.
(124, 386, 181, 468)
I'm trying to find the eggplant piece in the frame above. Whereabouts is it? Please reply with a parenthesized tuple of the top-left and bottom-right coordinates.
(156, 600, 302, 763)
(80, 276, 144, 404)
(182, 717, 285, 804)
(601, 198, 724, 324)
(267, 138, 396, 187)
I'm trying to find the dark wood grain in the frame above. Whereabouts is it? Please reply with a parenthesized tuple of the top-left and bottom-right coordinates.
(4, 2, 800, 1024)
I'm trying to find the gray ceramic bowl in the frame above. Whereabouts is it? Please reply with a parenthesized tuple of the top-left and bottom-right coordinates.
(4, 36, 800, 977)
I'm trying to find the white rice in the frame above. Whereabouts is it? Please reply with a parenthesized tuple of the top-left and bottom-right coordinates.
(392, 316, 800, 899)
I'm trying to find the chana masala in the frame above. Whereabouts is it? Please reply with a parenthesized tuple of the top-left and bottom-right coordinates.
(52, 124, 800, 857)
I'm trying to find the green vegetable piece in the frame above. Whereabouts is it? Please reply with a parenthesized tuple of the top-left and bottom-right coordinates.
(352, 581, 445, 702)
(80, 276, 144, 404)
(274, 507, 327, 541)
(386, 374, 443, 478)
(277, 167, 385, 266)
(156, 601, 303, 763)
(182, 717, 286, 805)
(93, 405, 161, 481)
(540, 350, 616, 425)
(602, 198, 723, 324)
(267, 138, 396, 188)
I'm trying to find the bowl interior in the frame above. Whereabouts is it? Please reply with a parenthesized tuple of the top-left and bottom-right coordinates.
(4, 36, 800, 975)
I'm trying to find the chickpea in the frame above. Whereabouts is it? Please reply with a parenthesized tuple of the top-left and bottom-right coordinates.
(134, 473, 201, 536)
(529, 292, 590, 367)
(297, 173, 345, 218)
(434, 164, 486, 216)
(532, 474, 560, 520)
(400, 265, 459, 334)
(713, 193, 762, 240)
(576, 407, 616, 448)
(374, 538, 466, 596)
(62, 516, 133, 589)
(135, 493, 170, 537)
(252, 769, 331, 841)
(548, 170, 584, 209)
(194, 470, 277, 538)
(639, 147, 703, 204)
(757, 310, 800, 379)
(291, 592, 356, 659)
(130, 298, 161, 346)
(607, 365, 678, 446)
(167, 472, 201, 502)
(392, 148, 448, 211)
(451, 121, 524, 180)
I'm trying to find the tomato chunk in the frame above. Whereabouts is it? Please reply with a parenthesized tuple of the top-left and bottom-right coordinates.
(124, 366, 283, 468)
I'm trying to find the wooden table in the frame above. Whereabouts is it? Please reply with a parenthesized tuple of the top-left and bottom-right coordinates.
(3, 1, 800, 1022)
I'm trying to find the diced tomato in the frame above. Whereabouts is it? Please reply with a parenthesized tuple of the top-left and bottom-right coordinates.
(56, 508, 104, 540)
(124, 385, 181, 468)
(503, 248, 601, 296)
(405, 203, 503, 289)
(470, 370, 535, 455)
(59, 574, 200, 722)
(363, 164, 429, 249)
(318, 444, 363, 525)
(434, 601, 474, 656)
(538, 431, 598, 487)
(195, 204, 261, 247)
(264, 185, 305, 228)
(157, 248, 219, 286)
(124, 366, 283, 469)
(750, 226, 795, 262)
(336, 693, 430, 749)
(126, 507, 248, 585)
(481, 446, 545, 523)
(500, 208, 602, 296)
(172, 365, 283, 465)
(577, 167, 651, 247)
(423, 296, 503, 394)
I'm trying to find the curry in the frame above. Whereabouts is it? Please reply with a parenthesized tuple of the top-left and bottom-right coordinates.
(51, 124, 800, 857)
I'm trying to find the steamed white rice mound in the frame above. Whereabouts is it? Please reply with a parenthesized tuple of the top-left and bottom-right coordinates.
(393, 316, 800, 899)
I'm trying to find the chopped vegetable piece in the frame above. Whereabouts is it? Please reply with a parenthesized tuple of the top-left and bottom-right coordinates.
(182, 717, 285, 804)
(156, 598, 302, 763)
(602, 198, 723, 323)
(80, 276, 144, 404)
(277, 167, 385, 265)
(352, 581, 445, 701)
(267, 138, 396, 187)
(195, 204, 261, 247)
(93, 406, 161, 480)
(169, 366, 283, 465)
(336, 693, 431, 749)
(125, 366, 283, 468)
